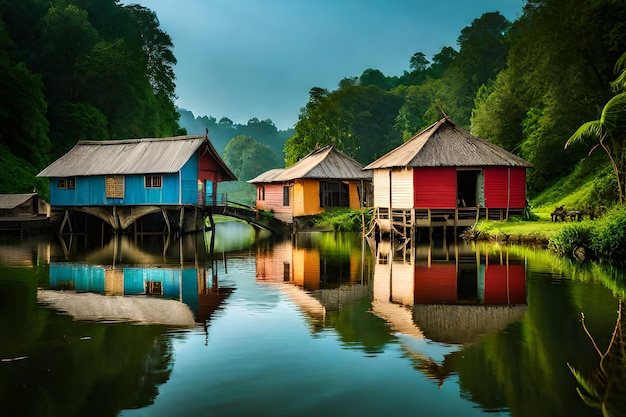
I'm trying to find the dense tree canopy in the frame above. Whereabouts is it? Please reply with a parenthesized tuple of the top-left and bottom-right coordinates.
(0, 0, 182, 195)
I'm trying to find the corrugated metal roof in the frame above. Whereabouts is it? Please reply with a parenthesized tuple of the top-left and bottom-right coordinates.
(37, 135, 214, 177)
(0, 193, 36, 209)
(247, 168, 286, 183)
(364, 118, 532, 170)
(248, 146, 371, 184)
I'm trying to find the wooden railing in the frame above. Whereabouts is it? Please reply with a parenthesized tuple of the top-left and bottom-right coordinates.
(373, 206, 523, 231)
(198, 192, 228, 207)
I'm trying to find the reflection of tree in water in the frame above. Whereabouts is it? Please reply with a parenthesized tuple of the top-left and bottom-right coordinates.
(568, 299, 626, 416)
(402, 350, 459, 388)
(133, 336, 175, 408)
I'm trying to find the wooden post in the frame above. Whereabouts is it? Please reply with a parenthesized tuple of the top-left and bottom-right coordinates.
(162, 207, 171, 235)
(179, 205, 185, 232)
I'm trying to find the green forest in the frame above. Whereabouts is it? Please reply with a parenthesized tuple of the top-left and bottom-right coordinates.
(2, 0, 626, 211)
(0, 0, 183, 195)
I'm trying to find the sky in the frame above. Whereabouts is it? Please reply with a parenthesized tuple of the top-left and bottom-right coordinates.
(125, 0, 525, 131)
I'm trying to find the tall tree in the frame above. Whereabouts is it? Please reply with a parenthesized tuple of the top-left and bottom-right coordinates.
(0, 16, 50, 195)
(0, 18, 49, 168)
(285, 85, 402, 165)
(454, 12, 510, 94)
(223, 135, 280, 181)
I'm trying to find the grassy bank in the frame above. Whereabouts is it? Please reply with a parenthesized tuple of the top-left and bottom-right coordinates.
(470, 217, 564, 246)
(471, 206, 626, 264)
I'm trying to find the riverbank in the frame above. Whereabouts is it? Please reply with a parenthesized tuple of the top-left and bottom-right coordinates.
(463, 218, 558, 247)
(465, 206, 626, 264)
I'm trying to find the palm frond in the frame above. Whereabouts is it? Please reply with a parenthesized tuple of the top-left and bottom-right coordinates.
(568, 363, 604, 402)
(611, 52, 626, 92)
(600, 93, 626, 130)
(566, 120, 606, 148)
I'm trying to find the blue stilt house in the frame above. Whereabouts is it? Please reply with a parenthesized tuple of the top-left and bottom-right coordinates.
(37, 134, 237, 232)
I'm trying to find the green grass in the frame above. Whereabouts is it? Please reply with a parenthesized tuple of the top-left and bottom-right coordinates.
(473, 218, 568, 241)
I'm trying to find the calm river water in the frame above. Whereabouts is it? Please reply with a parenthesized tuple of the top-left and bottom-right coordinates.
(1, 222, 625, 417)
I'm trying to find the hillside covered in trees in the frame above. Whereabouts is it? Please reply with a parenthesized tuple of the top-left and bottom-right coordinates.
(0, 0, 184, 195)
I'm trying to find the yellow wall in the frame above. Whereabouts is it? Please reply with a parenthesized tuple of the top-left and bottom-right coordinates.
(293, 179, 324, 217)
(293, 248, 321, 290)
(348, 182, 362, 209)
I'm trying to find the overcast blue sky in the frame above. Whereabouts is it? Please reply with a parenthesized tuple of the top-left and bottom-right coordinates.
(125, 0, 525, 130)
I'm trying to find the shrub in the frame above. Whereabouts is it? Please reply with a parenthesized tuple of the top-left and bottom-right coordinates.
(549, 223, 593, 258)
(307, 208, 374, 232)
(589, 206, 626, 260)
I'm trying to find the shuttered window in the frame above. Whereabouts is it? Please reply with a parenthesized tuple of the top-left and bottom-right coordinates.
(144, 175, 162, 188)
(106, 175, 124, 199)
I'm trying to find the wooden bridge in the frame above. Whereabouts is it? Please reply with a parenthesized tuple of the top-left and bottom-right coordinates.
(204, 201, 290, 235)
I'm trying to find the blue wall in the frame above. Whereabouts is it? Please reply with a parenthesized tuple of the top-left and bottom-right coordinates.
(48, 263, 209, 318)
(48, 154, 200, 206)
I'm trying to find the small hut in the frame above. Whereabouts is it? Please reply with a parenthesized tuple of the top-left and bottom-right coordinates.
(0, 193, 49, 218)
(0, 193, 50, 233)
(248, 146, 372, 224)
(363, 117, 532, 232)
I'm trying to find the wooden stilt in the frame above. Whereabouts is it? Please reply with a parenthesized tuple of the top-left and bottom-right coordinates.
(162, 207, 171, 236)
(179, 205, 185, 234)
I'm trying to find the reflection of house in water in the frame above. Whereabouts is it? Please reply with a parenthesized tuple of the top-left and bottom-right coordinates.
(47, 262, 231, 325)
(45, 237, 232, 325)
(373, 240, 527, 344)
(0, 236, 50, 268)
(0, 193, 50, 235)
(255, 236, 372, 325)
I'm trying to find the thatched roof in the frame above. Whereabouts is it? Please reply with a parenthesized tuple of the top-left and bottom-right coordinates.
(37, 135, 237, 180)
(248, 146, 371, 184)
(413, 304, 527, 344)
(364, 117, 532, 170)
(0, 193, 37, 210)
(37, 289, 196, 327)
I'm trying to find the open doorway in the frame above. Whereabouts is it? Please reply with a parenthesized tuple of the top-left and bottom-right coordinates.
(456, 170, 480, 207)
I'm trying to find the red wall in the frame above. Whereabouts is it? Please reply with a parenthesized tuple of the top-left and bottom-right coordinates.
(484, 264, 527, 304)
(413, 167, 457, 208)
(414, 264, 457, 304)
(484, 167, 526, 208)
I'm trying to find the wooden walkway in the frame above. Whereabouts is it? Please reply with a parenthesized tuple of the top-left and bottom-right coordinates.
(203, 201, 290, 235)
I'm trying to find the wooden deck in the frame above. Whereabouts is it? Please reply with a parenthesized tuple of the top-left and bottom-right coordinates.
(370, 207, 523, 239)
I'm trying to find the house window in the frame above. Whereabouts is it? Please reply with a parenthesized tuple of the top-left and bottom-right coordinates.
(106, 175, 125, 199)
(258, 186, 265, 201)
(57, 178, 76, 189)
(320, 181, 349, 207)
(145, 175, 162, 188)
(145, 280, 163, 295)
(283, 186, 290, 206)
